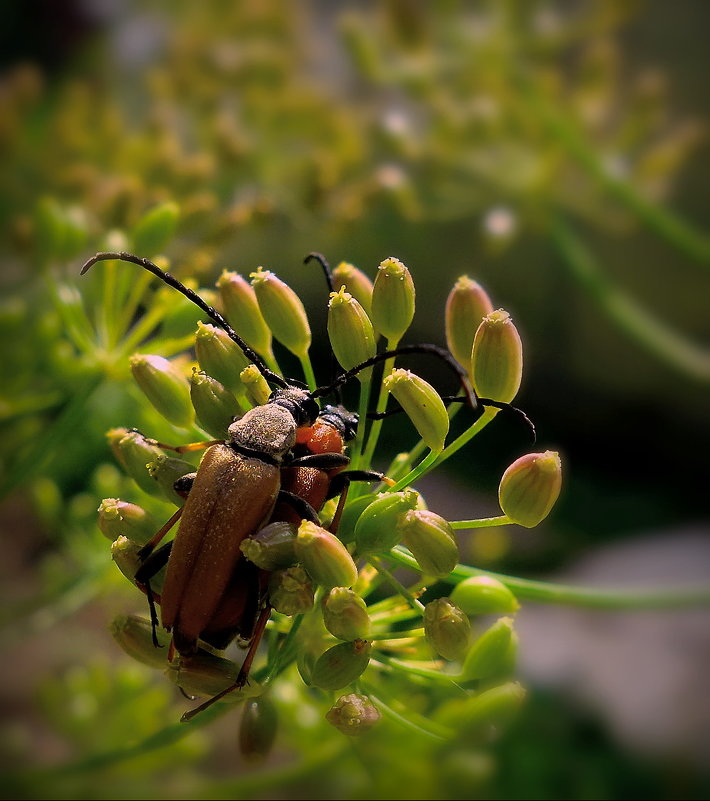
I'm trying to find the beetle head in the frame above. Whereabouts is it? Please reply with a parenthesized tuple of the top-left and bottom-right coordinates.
(318, 404, 359, 442)
(268, 387, 320, 427)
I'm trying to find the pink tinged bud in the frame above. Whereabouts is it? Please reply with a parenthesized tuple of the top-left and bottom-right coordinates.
(268, 566, 315, 616)
(113, 431, 165, 497)
(445, 275, 494, 368)
(439, 682, 526, 742)
(498, 451, 562, 527)
(326, 693, 381, 736)
(460, 617, 516, 681)
(295, 521, 359, 589)
(240, 364, 271, 407)
(310, 639, 372, 690)
(327, 287, 377, 377)
(240, 522, 297, 571)
(189, 370, 240, 439)
(383, 369, 449, 452)
(470, 309, 523, 404)
(239, 697, 278, 762)
(423, 598, 472, 661)
(353, 490, 420, 556)
(397, 510, 459, 578)
(250, 267, 311, 358)
(98, 498, 158, 545)
(450, 576, 520, 615)
(217, 270, 273, 357)
(106, 427, 130, 468)
(332, 261, 374, 318)
(322, 587, 371, 641)
(110, 614, 169, 669)
(371, 257, 415, 342)
(147, 454, 195, 506)
(195, 321, 250, 395)
(130, 354, 193, 428)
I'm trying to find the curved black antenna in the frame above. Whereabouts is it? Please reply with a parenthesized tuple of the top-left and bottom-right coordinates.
(81, 252, 288, 389)
(312, 343, 478, 411)
(303, 252, 334, 294)
(440, 395, 536, 442)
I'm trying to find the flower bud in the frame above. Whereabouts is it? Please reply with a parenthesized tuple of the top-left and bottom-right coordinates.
(106, 427, 131, 468)
(147, 454, 195, 506)
(98, 498, 158, 545)
(470, 309, 523, 404)
(332, 261, 374, 318)
(327, 287, 376, 377)
(498, 451, 562, 528)
(442, 682, 526, 741)
(217, 270, 273, 357)
(167, 652, 262, 699)
(239, 696, 278, 762)
(310, 639, 372, 690)
(195, 321, 250, 395)
(397, 510, 459, 578)
(111, 535, 166, 593)
(423, 598, 472, 661)
(326, 693, 381, 736)
(250, 267, 311, 358)
(354, 490, 419, 556)
(322, 587, 371, 641)
(110, 614, 169, 669)
(295, 521, 358, 589)
(445, 276, 494, 368)
(450, 576, 520, 615)
(130, 354, 193, 428)
(131, 201, 179, 255)
(113, 431, 164, 497)
(383, 369, 449, 452)
(371, 257, 415, 342)
(268, 566, 314, 616)
(189, 370, 240, 438)
(240, 364, 271, 406)
(240, 522, 297, 570)
(460, 617, 515, 681)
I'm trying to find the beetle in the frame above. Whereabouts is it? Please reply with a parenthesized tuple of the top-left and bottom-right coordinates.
(81, 251, 487, 708)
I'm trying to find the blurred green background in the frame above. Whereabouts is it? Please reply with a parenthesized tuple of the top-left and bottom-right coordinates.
(1, 1, 709, 798)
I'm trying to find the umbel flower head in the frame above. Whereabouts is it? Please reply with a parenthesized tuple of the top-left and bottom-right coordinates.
(84, 250, 563, 753)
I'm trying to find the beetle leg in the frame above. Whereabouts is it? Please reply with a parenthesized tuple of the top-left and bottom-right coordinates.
(135, 542, 173, 647)
(287, 452, 350, 470)
(277, 490, 320, 524)
(137, 506, 183, 560)
(325, 470, 391, 500)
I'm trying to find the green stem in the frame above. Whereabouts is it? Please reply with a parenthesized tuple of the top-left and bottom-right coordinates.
(427, 407, 498, 474)
(387, 448, 440, 492)
(388, 546, 710, 609)
(362, 337, 399, 467)
(359, 682, 451, 740)
(451, 515, 512, 530)
(370, 558, 425, 613)
(298, 353, 318, 393)
(348, 378, 372, 471)
(264, 613, 305, 684)
(552, 217, 710, 382)
(372, 654, 457, 684)
(368, 628, 424, 641)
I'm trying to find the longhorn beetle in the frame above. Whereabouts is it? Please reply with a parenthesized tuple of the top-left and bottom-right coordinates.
(81, 251, 507, 713)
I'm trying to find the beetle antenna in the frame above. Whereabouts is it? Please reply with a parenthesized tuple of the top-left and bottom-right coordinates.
(81, 252, 288, 389)
(313, 343, 478, 411)
(303, 251, 334, 294)
(441, 395, 536, 442)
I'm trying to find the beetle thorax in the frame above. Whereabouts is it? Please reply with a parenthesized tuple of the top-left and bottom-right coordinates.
(227, 405, 298, 461)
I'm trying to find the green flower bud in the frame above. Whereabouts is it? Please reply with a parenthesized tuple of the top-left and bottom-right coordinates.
(327, 287, 376, 377)
(239, 697, 278, 762)
(445, 275, 494, 369)
(217, 270, 273, 357)
(336, 493, 378, 546)
(295, 521, 358, 589)
(332, 261, 374, 318)
(423, 598, 472, 661)
(106, 427, 131, 469)
(241, 522, 297, 571)
(470, 309, 523, 404)
(167, 652, 262, 700)
(110, 614, 169, 669)
(383, 369, 449, 453)
(240, 364, 271, 407)
(326, 693, 381, 736)
(460, 617, 515, 681)
(130, 354, 193, 428)
(98, 498, 158, 545)
(189, 370, 240, 438)
(195, 321, 250, 395)
(310, 639, 372, 690)
(450, 576, 520, 615)
(268, 566, 315, 616)
(499, 451, 562, 528)
(354, 490, 419, 556)
(441, 682, 526, 741)
(114, 431, 164, 497)
(398, 510, 459, 578)
(371, 257, 415, 342)
(322, 587, 371, 641)
(111, 535, 166, 593)
(131, 201, 179, 255)
(250, 267, 311, 358)
(147, 454, 195, 506)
